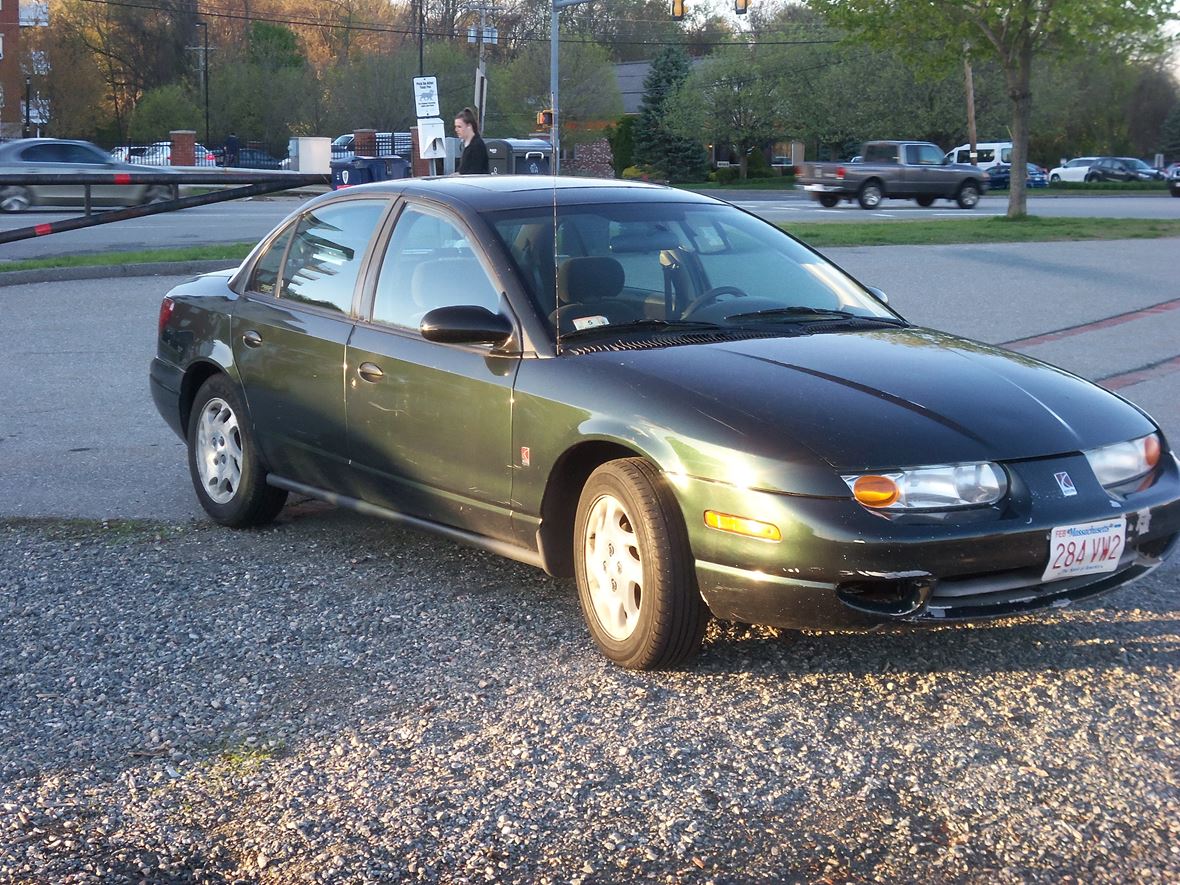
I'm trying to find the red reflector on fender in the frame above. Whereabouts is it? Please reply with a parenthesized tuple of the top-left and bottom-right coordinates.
(114, 173, 132, 184)
(34, 223, 52, 236)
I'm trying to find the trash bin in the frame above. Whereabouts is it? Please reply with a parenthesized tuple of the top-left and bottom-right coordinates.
(484, 138, 552, 175)
(330, 155, 411, 189)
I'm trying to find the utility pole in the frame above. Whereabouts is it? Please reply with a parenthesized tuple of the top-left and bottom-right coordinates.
(418, 0, 425, 77)
(464, 2, 498, 132)
(23, 76, 31, 138)
(550, 0, 591, 175)
(963, 45, 977, 165)
(194, 21, 210, 147)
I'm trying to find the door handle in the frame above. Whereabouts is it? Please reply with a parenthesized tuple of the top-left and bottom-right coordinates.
(242, 330, 263, 348)
(358, 362, 384, 382)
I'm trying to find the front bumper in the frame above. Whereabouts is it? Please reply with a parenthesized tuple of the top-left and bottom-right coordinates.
(680, 453, 1180, 630)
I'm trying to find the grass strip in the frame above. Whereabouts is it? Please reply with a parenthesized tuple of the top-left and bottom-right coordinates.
(781, 216, 1180, 248)
(0, 242, 252, 274)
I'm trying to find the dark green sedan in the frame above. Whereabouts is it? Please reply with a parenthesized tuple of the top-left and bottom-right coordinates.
(151, 177, 1180, 669)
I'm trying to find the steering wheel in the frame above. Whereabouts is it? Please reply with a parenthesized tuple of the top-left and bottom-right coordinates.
(681, 286, 751, 320)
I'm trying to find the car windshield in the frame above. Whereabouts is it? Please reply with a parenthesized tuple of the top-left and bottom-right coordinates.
(1123, 158, 1153, 171)
(488, 200, 900, 339)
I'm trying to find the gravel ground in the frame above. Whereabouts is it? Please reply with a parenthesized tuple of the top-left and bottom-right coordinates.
(1, 506, 1178, 884)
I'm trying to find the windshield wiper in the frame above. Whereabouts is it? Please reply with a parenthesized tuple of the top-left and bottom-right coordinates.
(561, 318, 725, 339)
(725, 306, 904, 325)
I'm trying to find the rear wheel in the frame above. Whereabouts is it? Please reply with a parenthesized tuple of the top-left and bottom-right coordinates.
(915, 195, 936, 207)
(817, 194, 839, 208)
(187, 375, 287, 527)
(0, 186, 32, 212)
(142, 186, 172, 205)
(956, 182, 981, 209)
(574, 458, 708, 670)
(857, 181, 883, 209)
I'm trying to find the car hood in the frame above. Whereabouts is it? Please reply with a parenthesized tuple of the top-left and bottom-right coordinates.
(592, 326, 1155, 472)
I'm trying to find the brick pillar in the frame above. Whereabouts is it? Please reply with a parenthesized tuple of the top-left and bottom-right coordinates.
(410, 127, 430, 177)
(170, 130, 196, 166)
(353, 129, 377, 157)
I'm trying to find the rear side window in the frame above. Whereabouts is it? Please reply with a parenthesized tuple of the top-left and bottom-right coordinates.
(248, 224, 295, 296)
(280, 201, 387, 313)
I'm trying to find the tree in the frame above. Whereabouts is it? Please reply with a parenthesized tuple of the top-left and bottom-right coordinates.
(809, 0, 1174, 217)
(634, 45, 708, 182)
(666, 48, 781, 180)
(129, 85, 202, 142)
(1161, 104, 1180, 161)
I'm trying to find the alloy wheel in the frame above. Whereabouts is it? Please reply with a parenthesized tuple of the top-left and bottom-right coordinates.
(582, 493, 645, 641)
(194, 397, 243, 504)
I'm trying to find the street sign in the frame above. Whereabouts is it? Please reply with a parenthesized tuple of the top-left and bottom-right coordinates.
(473, 64, 488, 133)
(413, 77, 440, 119)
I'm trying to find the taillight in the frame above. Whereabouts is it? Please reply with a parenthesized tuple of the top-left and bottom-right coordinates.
(836, 166, 846, 180)
(158, 297, 175, 335)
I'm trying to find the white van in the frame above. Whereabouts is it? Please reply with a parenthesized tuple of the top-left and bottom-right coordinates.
(945, 141, 1012, 170)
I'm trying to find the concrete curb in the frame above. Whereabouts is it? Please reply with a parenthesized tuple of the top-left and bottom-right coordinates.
(0, 259, 237, 287)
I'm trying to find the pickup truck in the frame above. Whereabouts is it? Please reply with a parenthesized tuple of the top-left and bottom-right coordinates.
(796, 141, 988, 210)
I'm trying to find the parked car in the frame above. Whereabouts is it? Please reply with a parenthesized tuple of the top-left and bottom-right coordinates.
(150, 177, 1180, 669)
(797, 141, 987, 209)
(1085, 157, 1165, 182)
(944, 141, 1013, 171)
(0, 138, 175, 212)
(986, 162, 1048, 190)
(1048, 157, 1097, 183)
(120, 141, 217, 167)
(213, 146, 284, 169)
(1168, 163, 1180, 197)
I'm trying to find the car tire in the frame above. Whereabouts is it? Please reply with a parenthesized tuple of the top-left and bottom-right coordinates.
(574, 458, 708, 670)
(187, 375, 287, 527)
(915, 195, 936, 207)
(0, 186, 33, 212)
(1085, 173, 1098, 183)
(857, 181, 883, 209)
(1050, 174, 1061, 184)
(142, 186, 172, 205)
(817, 194, 839, 208)
(956, 182, 981, 209)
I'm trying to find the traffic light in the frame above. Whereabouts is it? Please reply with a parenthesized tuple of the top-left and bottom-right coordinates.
(734, 0, 748, 13)
(536, 109, 553, 128)
(671, 0, 685, 20)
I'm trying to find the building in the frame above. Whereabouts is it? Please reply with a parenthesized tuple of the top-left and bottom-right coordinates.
(0, 0, 48, 138)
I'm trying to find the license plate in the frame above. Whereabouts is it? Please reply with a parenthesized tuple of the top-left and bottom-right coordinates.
(1042, 517, 1126, 582)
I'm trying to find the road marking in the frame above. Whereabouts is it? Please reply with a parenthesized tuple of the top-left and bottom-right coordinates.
(1000, 298, 1180, 349)
(1100, 355, 1180, 391)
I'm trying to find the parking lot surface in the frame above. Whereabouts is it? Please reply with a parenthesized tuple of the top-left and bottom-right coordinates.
(1, 239, 1177, 881)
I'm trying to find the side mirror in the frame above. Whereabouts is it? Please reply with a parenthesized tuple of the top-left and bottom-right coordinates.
(866, 286, 889, 305)
(420, 305, 514, 346)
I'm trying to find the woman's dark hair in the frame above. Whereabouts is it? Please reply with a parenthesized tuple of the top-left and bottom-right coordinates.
(455, 106, 480, 137)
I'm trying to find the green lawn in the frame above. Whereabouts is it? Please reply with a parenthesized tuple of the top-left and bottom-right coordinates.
(781, 216, 1180, 248)
(0, 243, 253, 274)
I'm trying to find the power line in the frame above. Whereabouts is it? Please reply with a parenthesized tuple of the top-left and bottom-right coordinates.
(74, 0, 841, 49)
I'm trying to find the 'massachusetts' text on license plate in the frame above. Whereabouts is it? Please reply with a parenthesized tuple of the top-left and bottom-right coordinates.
(1042, 516, 1126, 582)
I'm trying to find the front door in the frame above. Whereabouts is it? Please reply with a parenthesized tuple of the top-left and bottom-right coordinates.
(346, 203, 518, 541)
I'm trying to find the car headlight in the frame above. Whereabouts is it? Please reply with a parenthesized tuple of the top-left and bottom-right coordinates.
(841, 462, 1007, 510)
(1084, 433, 1161, 491)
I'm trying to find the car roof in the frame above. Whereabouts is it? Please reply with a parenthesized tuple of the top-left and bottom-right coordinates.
(307, 176, 720, 212)
(0, 138, 113, 159)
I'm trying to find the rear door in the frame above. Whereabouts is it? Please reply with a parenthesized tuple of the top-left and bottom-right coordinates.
(232, 197, 391, 488)
(346, 201, 519, 541)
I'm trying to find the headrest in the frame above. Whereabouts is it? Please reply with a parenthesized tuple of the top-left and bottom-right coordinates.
(410, 257, 489, 312)
(557, 256, 625, 305)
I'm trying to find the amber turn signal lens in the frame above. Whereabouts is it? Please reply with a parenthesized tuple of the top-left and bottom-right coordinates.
(704, 511, 782, 541)
(852, 475, 900, 507)
(1144, 434, 1161, 468)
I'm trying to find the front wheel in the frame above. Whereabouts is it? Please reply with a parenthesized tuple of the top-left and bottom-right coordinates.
(574, 459, 708, 670)
(857, 182, 883, 209)
(956, 182, 981, 209)
(0, 186, 32, 212)
(142, 185, 172, 205)
(187, 375, 287, 527)
(1050, 173, 1061, 184)
(817, 194, 839, 208)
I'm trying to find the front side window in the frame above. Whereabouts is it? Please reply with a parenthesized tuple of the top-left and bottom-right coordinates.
(371, 206, 501, 330)
(280, 201, 386, 313)
(906, 144, 944, 166)
(248, 223, 295, 296)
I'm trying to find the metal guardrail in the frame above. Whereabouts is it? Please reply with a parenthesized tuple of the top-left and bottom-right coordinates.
(0, 170, 329, 245)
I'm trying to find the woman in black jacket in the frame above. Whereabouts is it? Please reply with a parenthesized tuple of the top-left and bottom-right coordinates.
(454, 107, 489, 175)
